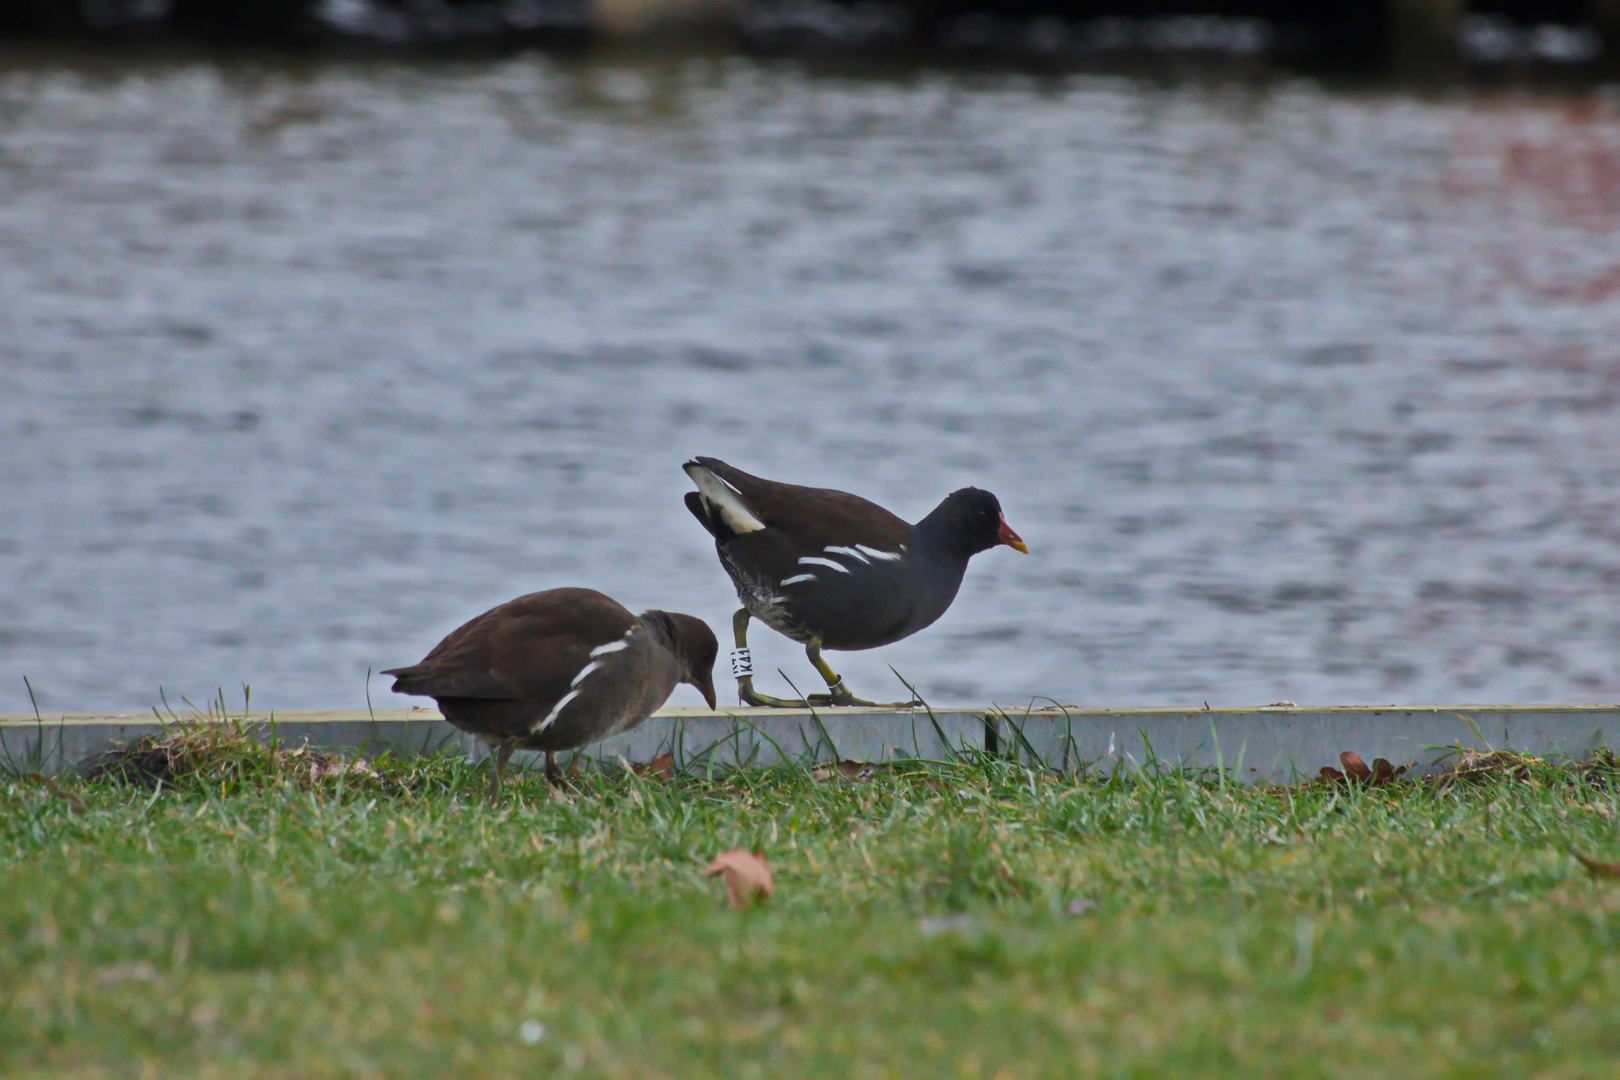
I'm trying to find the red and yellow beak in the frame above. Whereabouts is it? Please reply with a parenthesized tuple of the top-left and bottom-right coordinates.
(997, 515, 1029, 554)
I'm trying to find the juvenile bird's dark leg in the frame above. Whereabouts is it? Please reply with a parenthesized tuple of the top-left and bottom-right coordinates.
(545, 752, 558, 784)
(733, 607, 811, 708)
(805, 640, 920, 708)
(488, 740, 516, 805)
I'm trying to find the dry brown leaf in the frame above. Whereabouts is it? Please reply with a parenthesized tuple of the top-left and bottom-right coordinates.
(631, 752, 676, 780)
(1340, 751, 1373, 782)
(1316, 752, 1412, 789)
(27, 772, 85, 814)
(1574, 852, 1620, 879)
(705, 847, 774, 908)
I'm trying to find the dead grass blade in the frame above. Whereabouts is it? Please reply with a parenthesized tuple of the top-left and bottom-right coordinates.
(1443, 749, 1539, 784)
(85, 721, 377, 791)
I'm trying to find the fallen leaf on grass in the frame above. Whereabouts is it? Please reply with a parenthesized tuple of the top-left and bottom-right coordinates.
(27, 772, 84, 813)
(631, 752, 676, 780)
(1573, 852, 1620, 879)
(705, 848, 774, 908)
(1317, 752, 1411, 787)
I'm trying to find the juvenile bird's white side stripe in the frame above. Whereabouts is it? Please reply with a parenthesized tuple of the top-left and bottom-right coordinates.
(824, 545, 869, 563)
(533, 689, 580, 733)
(570, 661, 601, 688)
(780, 573, 817, 585)
(797, 556, 849, 573)
(684, 464, 766, 533)
(589, 639, 630, 658)
(856, 544, 903, 562)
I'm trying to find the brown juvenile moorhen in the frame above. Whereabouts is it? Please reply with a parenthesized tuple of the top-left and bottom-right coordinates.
(382, 587, 717, 801)
(683, 457, 1027, 707)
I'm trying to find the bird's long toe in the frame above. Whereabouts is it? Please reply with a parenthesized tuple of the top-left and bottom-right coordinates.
(738, 680, 812, 708)
(810, 682, 918, 708)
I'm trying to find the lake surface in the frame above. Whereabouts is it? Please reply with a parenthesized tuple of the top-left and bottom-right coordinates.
(4, 48, 1620, 714)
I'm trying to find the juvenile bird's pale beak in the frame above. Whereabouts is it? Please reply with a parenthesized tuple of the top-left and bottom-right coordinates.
(696, 677, 717, 710)
(997, 515, 1029, 554)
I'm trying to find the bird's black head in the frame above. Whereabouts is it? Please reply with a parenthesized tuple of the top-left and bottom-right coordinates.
(661, 611, 719, 709)
(922, 487, 1029, 557)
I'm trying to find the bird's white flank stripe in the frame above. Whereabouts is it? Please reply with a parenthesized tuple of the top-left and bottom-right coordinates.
(533, 689, 580, 733)
(684, 463, 766, 533)
(855, 544, 903, 562)
(824, 545, 869, 563)
(570, 661, 601, 688)
(797, 556, 849, 573)
(780, 573, 817, 586)
(589, 639, 630, 658)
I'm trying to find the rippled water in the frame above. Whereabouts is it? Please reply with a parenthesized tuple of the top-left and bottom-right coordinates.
(4, 49, 1620, 713)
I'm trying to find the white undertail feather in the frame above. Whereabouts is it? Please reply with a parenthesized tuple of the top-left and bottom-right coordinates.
(684, 463, 766, 534)
(779, 573, 817, 585)
(824, 545, 869, 563)
(797, 556, 849, 573)
(534, 689, 580, 733)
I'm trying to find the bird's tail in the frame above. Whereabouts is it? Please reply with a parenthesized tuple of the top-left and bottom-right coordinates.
(378, 664, 431, 694)
(683, 460, 766, 536)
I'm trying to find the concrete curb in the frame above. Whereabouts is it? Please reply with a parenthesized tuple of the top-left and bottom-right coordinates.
(0, 706, 985, 779)
(4, 703, 1619, 781)
(988, 705, 1620, 781)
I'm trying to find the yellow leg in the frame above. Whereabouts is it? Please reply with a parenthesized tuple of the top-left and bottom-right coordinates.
(807, 640, 845, 692)
(805, 640, 920, 708)
(732, 607, 811, 708)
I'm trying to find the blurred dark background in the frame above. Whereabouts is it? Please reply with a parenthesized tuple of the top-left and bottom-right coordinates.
(1, 0, 1616, 72)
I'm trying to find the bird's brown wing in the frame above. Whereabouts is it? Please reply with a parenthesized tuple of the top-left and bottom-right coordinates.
(383, 588, 637, 702)
(691, 456, 911, 554)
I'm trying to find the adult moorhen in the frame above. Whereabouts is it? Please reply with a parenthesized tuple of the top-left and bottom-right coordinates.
(382, 587, 717, 802)
(682, 457, 1027, 707)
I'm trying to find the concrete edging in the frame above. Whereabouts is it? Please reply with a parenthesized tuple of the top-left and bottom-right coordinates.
(989, 705, 1620, 781)
(4, 704, 1620, 781)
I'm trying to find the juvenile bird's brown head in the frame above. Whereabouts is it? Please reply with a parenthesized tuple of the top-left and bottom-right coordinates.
(664, 611, 719, 709)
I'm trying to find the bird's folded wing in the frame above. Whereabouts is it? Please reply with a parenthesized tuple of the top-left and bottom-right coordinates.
(690, 456, 911, 553)
(386, 589, 637, 701)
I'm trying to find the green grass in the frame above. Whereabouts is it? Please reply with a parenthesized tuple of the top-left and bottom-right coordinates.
(5, 741, 1620, 1079)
